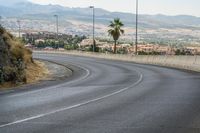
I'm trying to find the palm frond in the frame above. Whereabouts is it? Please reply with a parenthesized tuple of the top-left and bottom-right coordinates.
(120, 29, 125, 34)
(107, 18, 124, 41)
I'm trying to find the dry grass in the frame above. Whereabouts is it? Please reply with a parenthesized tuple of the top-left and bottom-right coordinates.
(1, 26, 34, 83)
(0, 61, 49, 90)
(26, 61, 49, 84)
(0, 82, 16, 90)
(0, 26, 49, 90)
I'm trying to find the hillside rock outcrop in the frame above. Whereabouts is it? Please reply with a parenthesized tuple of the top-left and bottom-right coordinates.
(0, 25, 33, 83)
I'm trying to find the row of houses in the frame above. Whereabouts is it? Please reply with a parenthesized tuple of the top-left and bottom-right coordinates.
(79, 39, 200, 55)
(130, 44, 200, 55)
(128, 44, 173, 55)
(24, 38, 200, 55)
(79, 39, 131, 52)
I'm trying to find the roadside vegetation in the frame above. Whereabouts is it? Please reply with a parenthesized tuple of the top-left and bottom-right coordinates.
(23, 33, 86, 50)
(19, 17, 197, 55)
(0, 25, 48, 89)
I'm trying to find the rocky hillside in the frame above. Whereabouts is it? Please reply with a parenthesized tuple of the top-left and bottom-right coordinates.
(0, 25, 33, 84)
(1, 1, 200, 28)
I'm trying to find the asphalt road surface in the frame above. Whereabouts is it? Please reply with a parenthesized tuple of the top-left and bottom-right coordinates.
(1, 53, 200, 133)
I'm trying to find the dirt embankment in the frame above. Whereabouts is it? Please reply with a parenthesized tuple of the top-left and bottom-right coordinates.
(25, 60, 49, 84)
(0, 25, 50, 89)
(0, 60, 49, 89)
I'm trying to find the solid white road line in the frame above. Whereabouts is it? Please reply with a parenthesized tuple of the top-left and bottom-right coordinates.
(0, 70, 143, 128)
(8, 64, 90, 98)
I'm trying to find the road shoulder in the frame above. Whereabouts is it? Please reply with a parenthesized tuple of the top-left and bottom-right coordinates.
(0, 60, 72, 92)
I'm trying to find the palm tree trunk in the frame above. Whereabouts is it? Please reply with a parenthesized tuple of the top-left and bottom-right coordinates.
(114, 40, 117, 54)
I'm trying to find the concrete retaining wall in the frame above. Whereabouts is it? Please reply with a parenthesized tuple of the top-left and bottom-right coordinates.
(34, 50, 200, 72)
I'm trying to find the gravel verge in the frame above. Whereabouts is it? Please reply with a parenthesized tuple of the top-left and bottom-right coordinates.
(0, 60, 72, 91)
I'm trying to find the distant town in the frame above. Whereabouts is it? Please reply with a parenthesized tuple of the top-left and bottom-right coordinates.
(18, 31, 200, 55)
(1, 2, 200, 55)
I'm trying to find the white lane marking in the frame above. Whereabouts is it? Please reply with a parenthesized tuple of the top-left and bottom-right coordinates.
(8, 64, 90, 98)
(0, 72, 143, 128)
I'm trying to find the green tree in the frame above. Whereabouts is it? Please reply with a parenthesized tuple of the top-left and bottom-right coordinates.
(108, 18, 124, 54)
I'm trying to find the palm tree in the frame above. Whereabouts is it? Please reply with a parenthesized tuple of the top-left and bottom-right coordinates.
(108, 18, 124, 54)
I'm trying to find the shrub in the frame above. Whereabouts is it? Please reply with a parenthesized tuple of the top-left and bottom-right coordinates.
(0, 26, 32, 84)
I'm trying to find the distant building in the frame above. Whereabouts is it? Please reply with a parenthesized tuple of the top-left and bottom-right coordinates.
(24, 43, 33, 49)
(44, 47, 54, 50)
(35, 39, 45, 44)
(79, 39, 131, 52)
(129, 44, 175, 55)
(185, 46, 200, 55)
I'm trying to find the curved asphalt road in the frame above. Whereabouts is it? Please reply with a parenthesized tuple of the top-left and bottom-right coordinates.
(0, 53, 200, 133)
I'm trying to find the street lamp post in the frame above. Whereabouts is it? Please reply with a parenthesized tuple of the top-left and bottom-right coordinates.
(0, 16, 2, 25)
(54, 15, 59, 49)
(17, 20, 21, 38)
(135, 0, 138, 55)
(89, 6, 95, 52)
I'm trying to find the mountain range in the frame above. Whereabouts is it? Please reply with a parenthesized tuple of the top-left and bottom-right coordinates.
(0, 0, 200, 29)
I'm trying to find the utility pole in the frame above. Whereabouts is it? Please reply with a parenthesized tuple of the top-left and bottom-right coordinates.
(0, 16, 2, 25)
(17, 20, 21, 38)
(54, 15, 59, 49)
(89, 6, 95, 52)
(31, 4, 34, 44)
(135, 0, 138, 55)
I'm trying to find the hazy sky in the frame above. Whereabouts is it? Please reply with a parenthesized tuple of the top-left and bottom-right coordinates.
(29, 0, 200, 16)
